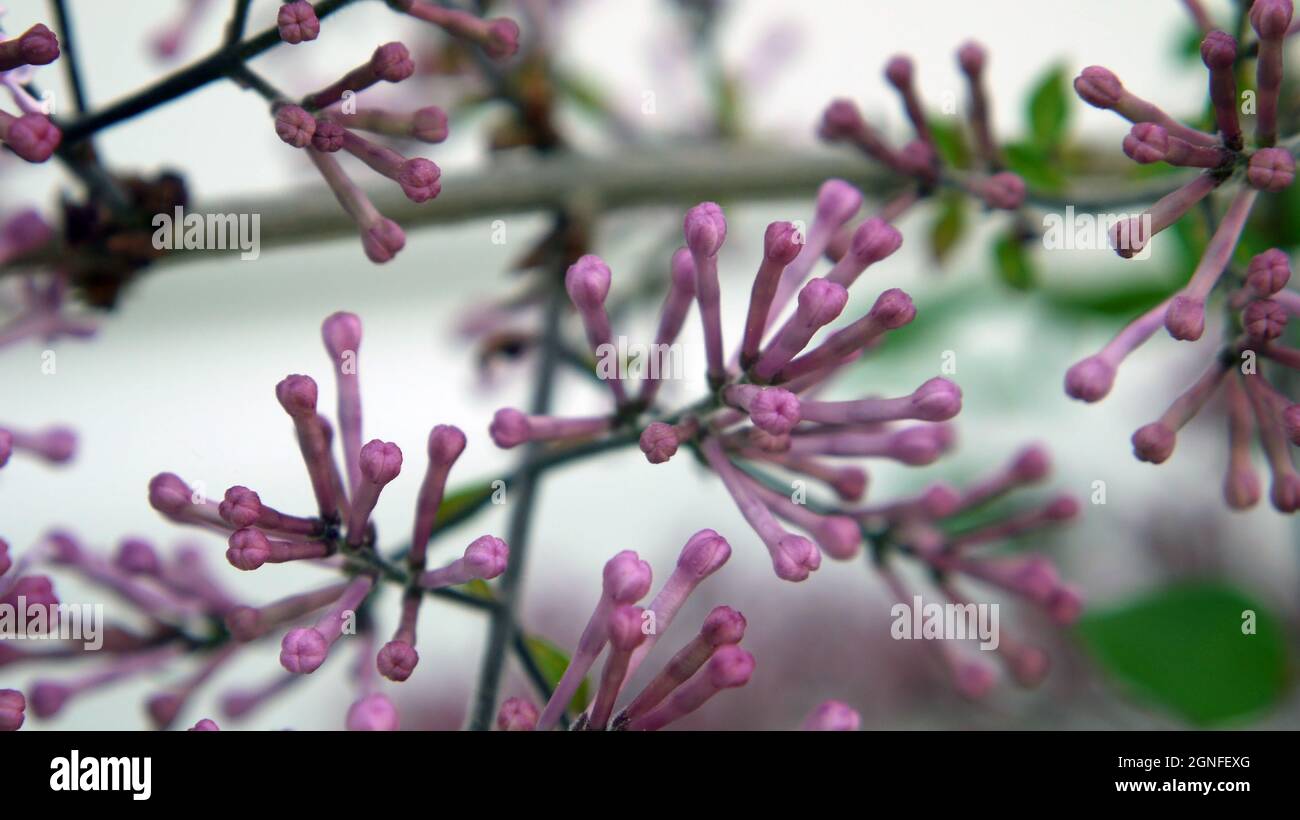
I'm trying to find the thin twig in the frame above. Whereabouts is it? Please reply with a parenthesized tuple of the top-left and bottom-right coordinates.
(48, 0, 88, 113)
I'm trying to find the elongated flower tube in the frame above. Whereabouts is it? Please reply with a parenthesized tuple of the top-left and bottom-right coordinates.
(0, 24, 60, 72)
(586, 605, 647, 731)
(346, 440, 403, 547)
(739, 474, 862, 560)
(275, 375, 344, 521)
(1109, 173, 1221, 258)
(325, 106, 448, 144)
(146, 644, 238, 730)
(769, 180, 863, 324)
(625, 530, 731, 680)
(800, 377, 961, 425)
(626, 644, 755, 731)
(818, 101, 906, 170)
(221, 674, 302, 720)
(722, 385, 801, 436)
(957, 41, 999, 167)
(1223, 374, 1263, 509)
(685, 202, 729, 387)
(742, 452, 868, 502)
(280, 575, 376, 674)
(307, 148, 406, 262)
(1165, 188, 1258, 340)
(824, 218, 903, 290)
(739, 222, 804, 369)
(751, 278, 848, 382)
(302, 42, 415, 110)
(337, 127, 441, 203)
(616, 605, 746, 729)
(1122, 123, 1230, 168)
(45, 532, 205, 620)
(802, 700, 860, 731)
(225, 581, 349, 642)
(566, 255, 626, 405)
(408, 426, 466, 572)
(1064, 297, 1173, 402)
(884, 56, 931, 147)
(0, 689, 24, 731)
(947, 445, 1049, 515)
(0, 110, 60, 162)
(1200, 31, 1242, 150)
(1252, 0, 1294, 146)
(151, 0, 213, 59)
(489, 408, 611, 448)
(947, 495, 1079, 551)
(496, 697, 539, 731)
(2, 425, 75, 463)
(388, 0, 521, 60)
(1073, 65, 1218, 147)
(418, 535, 508, 589)
(278, 1, 321, 44)
(148, 473, 227, 532)
(218, 486, 320, 537)
(225, 527, 331, 571)
(638, 417, 699, 465)
(702, 438, 820, 581)
(1131, 359, 1230, 464)
(777, 288, 915, 384)
(322, 311, 364, 492)
(786, 423, 954, 466)
(640, 248, 698, 405)
(536, 551, 652, 730)
(1243, 373, 1300, 512)
(28, 647, 180, 720)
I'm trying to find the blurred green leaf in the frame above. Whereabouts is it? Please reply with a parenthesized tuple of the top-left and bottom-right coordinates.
(1003, 141, 1067, 192)
(1039, 279, 1183, 318)
(1077, 582, 1291, 726)
(928, 118, 970, 169)
(993, 231, 1036, 290)
(929, 192, 967, 263)
(1026, 64, 1071, 152)
(463, 579, 495, 601)
(524, 635, 590, 715)
(431, 481, 496, 532)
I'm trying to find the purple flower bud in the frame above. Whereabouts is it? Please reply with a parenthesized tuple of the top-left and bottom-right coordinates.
(1012, 444, 1052, 482)
(1246, 249, 1291, 296)
(639, 422, 679, 464)
(496, 697, 538, 731)
(1164, 294, 1206, 341)
(702, 606, 748, 646)
(311, 119, 345, 152)
(274, 104, 316, 148)
(377, 641, 419, 682)
(371, 42, 415, 82)
(765, 220, 803, 265)
(280, 628, 329, 674)
(603, 550, 653, 603)
(725, 385, 801, 436)
(1200, 30, 1237, 69)
(752, 278, 848, 382)
(0, 24, 60, 71)
(29, 682, 69, 719)
(1244, 298, 1288, 341)
(1248, 148, 1295, 192)
(489, 408, 530, 448)
(189, 718, 220, 731)
(275, 374, 318, 417)
(359, 439, 403, 485)
(565, 253, 611, 310)
(1122, 123, 1170, 164)
(677, 529, 732, 579)
(0, 112, 62, 163)
(683, 202, 727, 257)
(0, 689, 25, 731)
(397, 1, 520, 60)
(398, 158, 442, 202)
(346, 693, 399, 731)
(627, 645, 754, 731)
(0, 430, 10, 469)
(362, 218, 406, 263)
(957, 41, 985, 76)
(277, 1, 321, 44)
(411, 107, 450, 142)
(971, 172, 1026, 210)
(802, 700, 860, 731)
(1131, 423, 1176, 464)
(1251, 0, 1294, 38)
(1073, 66, 1123, 109)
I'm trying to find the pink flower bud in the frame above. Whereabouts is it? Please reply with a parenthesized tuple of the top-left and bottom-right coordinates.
(274, 105, 316, 147)
(497, 697, 539, 730)
(280, 628, 329, 674)
(1248, 148, 1295, 192)
(189, 718, 220, 731)
(377, 641, 419, 682)
(0, 689, 25, 731)
(277, 1, 321, 44)
(1246, 249, 1291, 296)
(1244, 299, 1287, 341)
(1074, 66, 1123, 109)
(346, 693, 399, 731)
(0, 112, 61, 162)
(1064, 356, 1118, 402)
(311, 119, 345, 152)
(802, 700, 860, 731)
(359, 440, 403, 485)
(1131, 422, 1176, 464)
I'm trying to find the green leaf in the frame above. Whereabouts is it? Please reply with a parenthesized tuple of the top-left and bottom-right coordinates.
(1003, 141, 1066, 192)
(462, 579, 495, 601)
(1077, 582, 1291, 726)
(524, 635, 591, 716)
(993, 231, 1036, 290)
(928, 118, 970, 169)
(928, 192, 967, 263)
(433, 481, 495, 529)
(1026, 64, 1071, 152)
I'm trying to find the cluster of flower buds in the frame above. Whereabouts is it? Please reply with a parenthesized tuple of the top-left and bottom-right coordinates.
(0, 210, 98, 350)
(496, 532, 754, 731)
(0, 19, 60, 162)
(133, 311, 510, 727)
(1068, 1, 1300, 513)
(491, 191, 964, 584)
(864, 444, 1081, 697)
(818, 42, 1027, 224)
(2, 530, 238, 730)
(267, 3, 518, 263)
